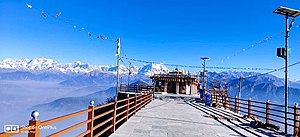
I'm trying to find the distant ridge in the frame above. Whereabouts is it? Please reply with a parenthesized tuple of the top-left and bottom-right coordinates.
(0, 57, 167, 76)
(2, 57, 300, 104)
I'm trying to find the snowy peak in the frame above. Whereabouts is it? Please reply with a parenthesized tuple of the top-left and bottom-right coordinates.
(0, 58, 140, 75)
(137, 63, 168, 76)
(0, 57, 169, 79)
(1, 57, 298, 90)
(0, 58, 103, 74)
(27, 57, 58, 71)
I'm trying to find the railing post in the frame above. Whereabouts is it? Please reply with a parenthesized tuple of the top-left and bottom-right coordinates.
(28, 111, 40, 137)
(134, 94, 137, 114)
(144, 93, 146, 106)
(144, 93, 147, 105)
(226, 97, 230, 110)
(87, 100, 95, 137)
(120, 84, 122, 92)
(266, 100, 270, 124)
(218, 93, 220, 106)
(143, 93, 145, 107)
(221, 94, 223, 106)
(145, 92, 151, 105)
(141, 94, 143, 108)
(234, 96, 238, 113)
(152, 84, 155, 100)
(294, 103, 299, 136)
(151, 91, 154, 102)
(216, 92, 218, 106)
(149, 92, 152, 103)
(213, 91, 216, 103)
(126, 96, 129, 121)
(147, 92, 149, 103)
(112, 101, 116, 133)
(248, 98, 251, 118)
(223, 96, 227, 110)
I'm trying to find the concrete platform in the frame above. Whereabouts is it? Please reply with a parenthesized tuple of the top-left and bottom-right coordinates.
(110, 97, 285, 137)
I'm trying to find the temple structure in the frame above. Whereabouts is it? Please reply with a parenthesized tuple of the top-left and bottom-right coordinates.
(150, 68, 199, 95)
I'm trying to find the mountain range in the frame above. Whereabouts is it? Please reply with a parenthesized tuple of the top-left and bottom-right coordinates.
(0, 57, 166, 76)
(1, 57, 300, 104)
(0, 58, 168, 86)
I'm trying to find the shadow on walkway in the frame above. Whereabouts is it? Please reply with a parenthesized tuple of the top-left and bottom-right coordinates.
(185, 99, 285, 137)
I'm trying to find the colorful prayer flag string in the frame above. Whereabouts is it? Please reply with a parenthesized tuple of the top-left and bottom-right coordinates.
(24, 3, 117, 44)
(219, 31, 285, 64)
(26, 4, 32, 9)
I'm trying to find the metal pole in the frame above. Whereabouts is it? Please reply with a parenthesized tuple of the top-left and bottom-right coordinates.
(203, 60, 206, 94)
(238, 77, 243, 100)
(128, 62, 131, 86)
(284, 14, 289, 134)
(113, 37, 121, 132)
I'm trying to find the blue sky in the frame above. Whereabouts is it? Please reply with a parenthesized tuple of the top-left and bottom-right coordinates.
(1, 0, 300, 80)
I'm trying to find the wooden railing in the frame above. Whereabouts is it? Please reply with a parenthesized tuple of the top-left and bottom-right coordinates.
(211, 94, 300, 136)
(120, 84, 153, 93)
(0, 91, 153, 137)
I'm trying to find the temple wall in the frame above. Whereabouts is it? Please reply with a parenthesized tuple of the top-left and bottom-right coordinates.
(191, 84, 197, 95)
(185, 84, 191, 95)
(176, 82, 179, 94)
(164, 82, 168, 92)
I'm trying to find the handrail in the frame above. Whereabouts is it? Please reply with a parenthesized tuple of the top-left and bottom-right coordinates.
(269, 108, 286, 113)
(128, 105, 135, 112)
(116, 116, 127, 125)
(116, 104, 127, 111)
(94, 109, 114, 120)
(268, 112, 286, 119)
(251, 113, 265, 119)
(215, 92, 299, 136)
(239, 105, 248, 110)
(77, 129, 90, 137)
(93, 117, 113, 130)
(249, 100, 266, 104)
(249, 104, 266, 110)
(116, 109, 127, 118)
(48, 119, 91, 137)
(128, 101, 135, 106)
(41, 109, 91, 126)
(0, 84, 153, 137)
(128, 109, 135, 116)
(269, 102, 286, 108)
(117, 98, 128, 103)
(93, 125, 113, 137)
(128, 96, 136, 100)
(94, 102, 115, 110)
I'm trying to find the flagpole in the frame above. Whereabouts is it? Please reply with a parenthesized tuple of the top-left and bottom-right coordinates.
(113, 37, 121, 132)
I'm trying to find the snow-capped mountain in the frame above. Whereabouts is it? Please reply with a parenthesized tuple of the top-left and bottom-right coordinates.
(2, 57, 300, 104)
(0, 58, 169, 78)
(0, 58, 139, 75)
(58, 63, 168, 87)
(0, 58, 168, 85)
(136, 63, 169, 79)
(137, 63, 169, 76)
(0, 57, 297, 89)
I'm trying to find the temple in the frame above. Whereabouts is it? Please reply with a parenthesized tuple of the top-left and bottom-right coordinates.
(150, 68, 199, 95)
